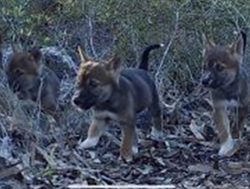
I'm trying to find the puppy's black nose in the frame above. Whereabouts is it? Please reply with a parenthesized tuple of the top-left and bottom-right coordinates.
(201, 78, 210, 87)
(72, 96, 82, 106)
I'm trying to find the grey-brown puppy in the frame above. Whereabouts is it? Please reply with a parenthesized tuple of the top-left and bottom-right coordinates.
(72, 44, 163, 161)
(6, 46, 60, 118)
(201, 31, 248, 157)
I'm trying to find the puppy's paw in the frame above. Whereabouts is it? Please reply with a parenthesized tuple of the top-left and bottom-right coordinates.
(79, 137, 99, 149)
(132, 145, 138, 154)
(119, 155, 133, 163)
(150, 127, 163, 141)
(120, 149, 133, 162)
(218, 138, 241, 157)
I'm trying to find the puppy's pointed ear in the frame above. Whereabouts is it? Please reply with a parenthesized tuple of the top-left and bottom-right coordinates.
(11, 44, 20, 53)
(229, 31, 246, 64)
(29, 48, 42, 62)
(106, 55, 122, 81)
(230, 31, 246, 57)
(77, 46, 89, 64)
(106, 55, 121, 72)
(202, 33, 215, 56)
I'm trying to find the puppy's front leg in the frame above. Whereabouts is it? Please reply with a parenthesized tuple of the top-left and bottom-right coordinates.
(120, 121, 136, 162)
(214, 106, 230, 144)
(79, 118, 107, 149)
(213, 105, 238, 157)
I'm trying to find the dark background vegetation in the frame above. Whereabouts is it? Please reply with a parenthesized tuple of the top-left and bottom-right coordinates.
(0, 0, 250, 188)
(1, 0, 250, 82)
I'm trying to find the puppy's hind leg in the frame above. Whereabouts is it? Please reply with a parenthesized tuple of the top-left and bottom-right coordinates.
(232, 106, 248, 139)
(149, 95, 163, 141)
(120, 121, 137, 162)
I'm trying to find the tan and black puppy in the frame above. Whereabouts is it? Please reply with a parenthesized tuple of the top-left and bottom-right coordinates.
(201, 31, 248, 157)
(72, 44, 163, 161)
(6, 46, 60, 118)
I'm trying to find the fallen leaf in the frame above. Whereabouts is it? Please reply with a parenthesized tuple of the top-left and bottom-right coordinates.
(188, 163, 213, 173)
(189, 120, 205, 140)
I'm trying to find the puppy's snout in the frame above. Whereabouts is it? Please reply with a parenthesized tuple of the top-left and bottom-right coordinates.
(201, 77, 210, 87)
(72, 89, 81, 104)
(201, 72, 212, 87)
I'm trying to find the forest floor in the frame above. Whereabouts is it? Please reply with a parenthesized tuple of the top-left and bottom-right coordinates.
(0, 47, 250, 189)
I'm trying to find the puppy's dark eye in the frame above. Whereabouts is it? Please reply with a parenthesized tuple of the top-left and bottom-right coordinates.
(12, 81, 21, 92)
(215, 64, 225, 72)
(203, 64, 208, 70)
(14, 68, 24, 76)
(89, 79, 99, 88)
(203, 61, 213, 70)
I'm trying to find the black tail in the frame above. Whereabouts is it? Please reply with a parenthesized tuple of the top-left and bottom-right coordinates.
(0, 34, 2, 69)
(240, 30, 247, 54)
(139, 43, 164, 70)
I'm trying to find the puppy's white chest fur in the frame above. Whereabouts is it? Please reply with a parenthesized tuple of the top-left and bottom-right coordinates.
(226, 99, 239, 108)
(94, 110, 119, 121)
(215, 99, 239, 109)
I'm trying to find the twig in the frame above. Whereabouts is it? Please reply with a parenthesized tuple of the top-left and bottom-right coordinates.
(155, 28, 176, 83)
(155, 0, 190, 105)
(100, 174, 116, 184)
(155, 1, 190, 82)
(100, 37, 117, 59)
(105, 131, 121, 146)
(88, 17, 98, 58)
(131, 29, 139, 64)
(0, 119, 8, 137)
(73, 150, 92, 169)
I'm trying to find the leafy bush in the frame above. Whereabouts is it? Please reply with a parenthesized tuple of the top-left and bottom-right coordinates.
(1, 0, 250, 86)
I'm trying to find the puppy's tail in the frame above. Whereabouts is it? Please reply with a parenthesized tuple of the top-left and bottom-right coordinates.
(139, 43, 164, 71)
(0, 34, 2, 69)
(240, 30, 247, 54)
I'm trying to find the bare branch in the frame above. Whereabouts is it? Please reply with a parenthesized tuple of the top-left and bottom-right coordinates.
(88, 17, 98, 58)
(155, 0, 190, 108)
